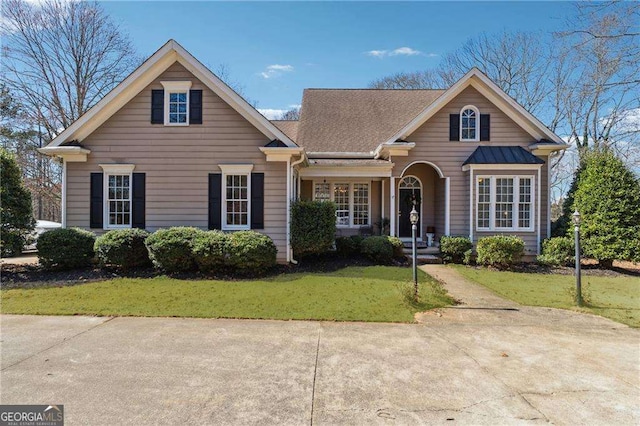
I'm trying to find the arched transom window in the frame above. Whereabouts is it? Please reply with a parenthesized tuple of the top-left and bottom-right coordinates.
(399, 176, 421, 189)
(460, 106, 479, 141)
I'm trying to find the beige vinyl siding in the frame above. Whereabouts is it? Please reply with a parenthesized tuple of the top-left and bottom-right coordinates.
(392, 86, 548, 253)
(66, 62, 288, 262)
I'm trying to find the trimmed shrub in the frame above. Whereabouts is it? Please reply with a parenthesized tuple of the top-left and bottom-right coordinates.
(1, 148, 35, 257)
(360, 236, 394, 264)
(463, 249, 475, 265)
(37, 228, 95, 270)
(291, 200, 336, 256)
(476, 235, 524, 269)
(387, 236, 404, 258)
(537, 237, 574, 266)
(226, 230, 277, 273)
(440, 236, 473, 264)
(192, 230, 229, 273)
(335, 235, 363, 257)
(94, 228, 151, 269)
(145, 227, 202, 272)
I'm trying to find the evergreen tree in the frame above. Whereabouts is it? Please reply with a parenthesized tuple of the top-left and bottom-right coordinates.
(570, 149, 640, 268)
(1, 148, 35, 257)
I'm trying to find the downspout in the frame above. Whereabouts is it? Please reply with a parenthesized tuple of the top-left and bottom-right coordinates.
(61, 158, 67, 228)
(289, 154, 306, 264)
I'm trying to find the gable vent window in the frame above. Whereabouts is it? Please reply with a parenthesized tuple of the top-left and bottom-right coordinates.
(160, 81, 192, 126)
(460, 106, 479, 141)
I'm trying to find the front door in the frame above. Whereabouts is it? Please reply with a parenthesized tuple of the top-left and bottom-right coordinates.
(398, 186, 421, 238)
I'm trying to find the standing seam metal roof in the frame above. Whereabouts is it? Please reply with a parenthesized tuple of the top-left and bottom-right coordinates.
(462, 146, 545, 165)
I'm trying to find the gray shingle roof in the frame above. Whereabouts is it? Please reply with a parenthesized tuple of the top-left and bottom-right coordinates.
(463, 146, 545, 166)
(271, 120, 299, 142)
(295, 89, 445, 153)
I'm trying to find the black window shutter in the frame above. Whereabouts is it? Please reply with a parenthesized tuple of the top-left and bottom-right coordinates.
(132, 173, 146, 229)
(449, 114, 460, 141)
(189, 90, 203, 124)
(151, 89, 164, 124)
(208, 173, 222, 230)
(90, 173, 103, 229)
(480, 114, 490, 141)
(251, 173, 264, 230)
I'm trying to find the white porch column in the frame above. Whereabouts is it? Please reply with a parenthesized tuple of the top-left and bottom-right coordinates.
(381, 179, 385, 222)
(445, 177, 450, 236)
(469, 171, 473, 242)
(390, 176, 396, 237)
(537, 167, 541, 255)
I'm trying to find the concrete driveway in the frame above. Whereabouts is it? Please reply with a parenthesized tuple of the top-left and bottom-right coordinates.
(1, 309, 638, 425)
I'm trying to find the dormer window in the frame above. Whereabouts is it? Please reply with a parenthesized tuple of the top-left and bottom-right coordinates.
(161, 81, 192, 126)
(460, 106, 479, 141)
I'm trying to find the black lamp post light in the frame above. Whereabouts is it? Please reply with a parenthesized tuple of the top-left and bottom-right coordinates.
(573, 210, 583, 306)
(410, 205, 419, 301)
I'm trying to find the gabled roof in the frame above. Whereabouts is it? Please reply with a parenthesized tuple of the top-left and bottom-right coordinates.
(463, 146, 545, 166)
(43, 40, 297, 149)
(295, 89, 444, 153)
(385, 68, 566, 146)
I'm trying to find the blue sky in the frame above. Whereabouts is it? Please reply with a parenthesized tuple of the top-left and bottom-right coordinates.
(101, 1, 575, 118)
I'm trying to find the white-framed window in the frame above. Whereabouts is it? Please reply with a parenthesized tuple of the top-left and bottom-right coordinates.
(313, 181, 371, 227)
(220, 164, 253, 230)
(100, 164, 135, 229)
(352, 183, 370, 226)
(476, 175, 534, 231)
(161, 81, 192, 126)
(460, 105, 479, 141)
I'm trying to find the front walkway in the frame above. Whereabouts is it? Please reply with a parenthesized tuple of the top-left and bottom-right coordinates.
(417, 264, 631, 328)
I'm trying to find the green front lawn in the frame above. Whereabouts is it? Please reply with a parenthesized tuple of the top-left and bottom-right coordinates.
(0, 266, 454, 323)
(452, 265, 640, 327)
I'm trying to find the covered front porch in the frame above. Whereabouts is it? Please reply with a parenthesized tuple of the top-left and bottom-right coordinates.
(297, 159, 450, 247)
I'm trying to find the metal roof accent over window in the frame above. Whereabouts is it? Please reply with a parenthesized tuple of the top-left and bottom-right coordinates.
(264, 139, 288, 148)
(462, 146, 545, 166)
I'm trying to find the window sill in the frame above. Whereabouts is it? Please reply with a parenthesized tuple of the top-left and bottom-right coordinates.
(476, 228, 535, 233)
(222, 225, 250, 231)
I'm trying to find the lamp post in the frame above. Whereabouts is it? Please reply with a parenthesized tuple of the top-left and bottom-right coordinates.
(573, 210, 583, 306)
(410, 205, 419, 301)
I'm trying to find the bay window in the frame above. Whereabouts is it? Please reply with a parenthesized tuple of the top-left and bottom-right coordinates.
(476, 176, 533, 231)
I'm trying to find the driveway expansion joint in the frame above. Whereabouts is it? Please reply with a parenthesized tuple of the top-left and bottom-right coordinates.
(1, 316, 114, 371)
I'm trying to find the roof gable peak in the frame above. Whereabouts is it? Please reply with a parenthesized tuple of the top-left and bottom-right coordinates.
(44, 39, 296, 149)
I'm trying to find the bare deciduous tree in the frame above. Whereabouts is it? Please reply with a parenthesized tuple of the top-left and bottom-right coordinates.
(278, 108, 300, 120)
(1, 0, 138, 221)
(368, 70, 445, 90)
(1, 0, 138, 139)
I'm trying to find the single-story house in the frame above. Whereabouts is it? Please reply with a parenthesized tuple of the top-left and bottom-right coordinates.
(41, 40, 567, 263)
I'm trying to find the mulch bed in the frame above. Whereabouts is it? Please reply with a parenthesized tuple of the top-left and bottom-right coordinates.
(1, 253, 396, 290)
(2, 253, 636, 290)
(469, 260, 640, 278)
